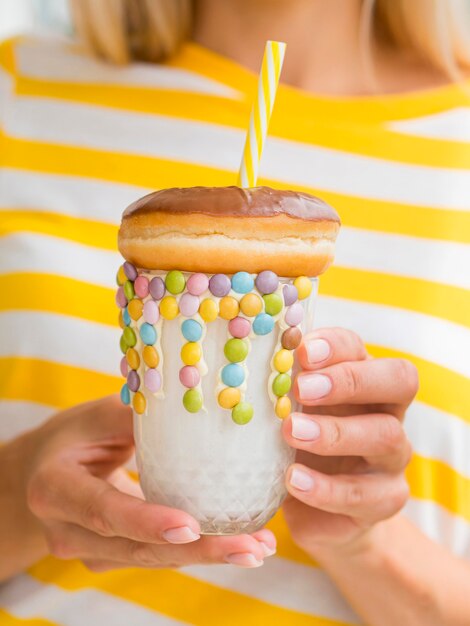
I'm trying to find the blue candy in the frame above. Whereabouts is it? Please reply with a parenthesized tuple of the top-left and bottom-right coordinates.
(140, 322, 157, 345)
(221, 363, 245, 387)
(120, 383, 130, 405)
(231, 271, 254, 294)
(253, 313, 274, 335)
(123, 307, 131, 326)
(182, 319, 203, 342)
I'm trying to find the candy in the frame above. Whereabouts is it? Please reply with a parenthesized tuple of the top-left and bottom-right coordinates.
(116, 265, 127, 286)
(127, 369, 140, 392)
(281, 327, 302, 350)
(294, 276, 312, 300)
(115, 287, 127, 309)
(120, 356, 128, 378)
(232, 401, 254, 425)
(187, 272, 209, 296)
(165, 270, 185, 294)
(144, 368, 162, 393)
(133, 391, 146, 414)
(218, 387, 241, 409)
(126, 347, 140, 370)
(283, 284, 298, 306)
(128, 298, 143, 321)
(263, 293, 283, 316)
(231, 271, 254, 294)
(140, 322, 157, 345)
(122, 307, 131, 326)
(199, 298, 218, 322)
(123, 261, 137, 281)
(209, 273, 231, 297)
(179, 293, 200, 317)
(285, 302, 303, 326)
(119, 334, 127, 354)
(134, 275, 149, 298)
(224, 338, 248, 363)
(181, 319, 203, 342)
(120, 383, 130, 405)
(123, 280, 135, 301)
(228, 316, 251, 338)
(240, 293, 262, 317)
(123, 326, 137, 348)
(143, 300, 159, 324)
(143, 345, 159, 368)
(181, 341, 202, 365)
(219, 296, 239, 320)
(275, 396, 291, 419)
(149, 276, 165, 300)
(183, 388, 203, 413)
(221, 363, 245, 387)
(253, 313, 274, 335)
(255, 270, 278, 294)
(160, 296, 179, 320)
(179, 365, 200, 388)
(118, 310, 125, 329)
(273, 349, 294, 373)
(272, 373, 292, 396)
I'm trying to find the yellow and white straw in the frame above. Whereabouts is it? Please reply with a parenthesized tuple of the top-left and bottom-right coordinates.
(238, 40, 286, 188)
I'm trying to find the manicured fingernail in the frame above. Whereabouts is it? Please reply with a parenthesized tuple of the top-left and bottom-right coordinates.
(225, 553, 264, 568)
(306, 339, 330, 363)
(297, 374, 331, 401)
(291, 414, 320, 441)
(162, 526, 200, 544)
(290, 468, 314, 492)
(258, 541, 276, 557)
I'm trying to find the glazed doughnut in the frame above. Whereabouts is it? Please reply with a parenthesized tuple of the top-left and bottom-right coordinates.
(118, 186, 340, 276)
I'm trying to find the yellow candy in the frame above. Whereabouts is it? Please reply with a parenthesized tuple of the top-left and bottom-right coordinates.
(116, 265, 126, 286)
(118, 310, 125, 329)
(240, 293, 262, 317)
(218, 387, 241, 409)
(133, 391, 146, 414)
(126, 347, 140, 370)
(181, 341, 202, 365)
(294, 276, 312, 300)
(143, 345, 159, 368)
(275, 396, 291, 419)
(219, 296, 240, 320)
(273, 349, 294, 373)
(160, 296, 179, 320)
(199, 298, 218, 322)
(128, 298, 143, 320)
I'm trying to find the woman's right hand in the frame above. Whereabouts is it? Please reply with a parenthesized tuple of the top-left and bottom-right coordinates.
(22, 396, 275, 571)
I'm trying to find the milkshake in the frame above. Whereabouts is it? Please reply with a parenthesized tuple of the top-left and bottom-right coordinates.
(116, 186, 340, 535)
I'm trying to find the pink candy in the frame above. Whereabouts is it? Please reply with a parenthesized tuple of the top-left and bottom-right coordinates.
(186, 273, 209, 296)
(144, 368, 162, 393)
(285, 302, 303, 326)
(134, 275, 149, 298)
(143, 300, 159, 324)
(179, 365, 200, 388)
(115, 287, 127, 308)
(228, 316, 251, 338)
(179, 293, 200, 317)
(120, 356, 128, 377)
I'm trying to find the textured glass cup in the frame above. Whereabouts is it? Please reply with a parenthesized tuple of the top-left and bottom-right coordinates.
(132, 274, 318, 535)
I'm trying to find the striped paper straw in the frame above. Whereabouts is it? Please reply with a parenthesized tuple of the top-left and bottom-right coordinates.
(238, 40, 286, 188)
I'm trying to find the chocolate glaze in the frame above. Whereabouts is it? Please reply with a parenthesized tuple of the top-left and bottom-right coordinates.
(123, 186, 340, 223)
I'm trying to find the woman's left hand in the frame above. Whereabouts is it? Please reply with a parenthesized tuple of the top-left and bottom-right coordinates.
(282, 327, 419, 558)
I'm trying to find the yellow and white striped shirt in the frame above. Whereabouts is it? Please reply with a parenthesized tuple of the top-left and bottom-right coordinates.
(1, 34, 469, 626)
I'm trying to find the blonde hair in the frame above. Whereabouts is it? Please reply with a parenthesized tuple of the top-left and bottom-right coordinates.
(70, 0, 470, 78)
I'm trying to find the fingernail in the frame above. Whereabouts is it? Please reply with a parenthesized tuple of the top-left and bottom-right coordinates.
(297, 374, 331, 401)
(258, 541, 276, 557)
(225, 553, 264, 568)
(291, 414, 320, 441)
(162, 526, 200, 544)
(290, 468, 314, 492)
(306, 339, 330, 363)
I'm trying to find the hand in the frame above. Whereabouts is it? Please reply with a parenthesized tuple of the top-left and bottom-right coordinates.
(281, 327, 418, 558)
(23, 397, 275, 571)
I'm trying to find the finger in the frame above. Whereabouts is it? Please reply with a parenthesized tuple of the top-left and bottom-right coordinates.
(296, 327, 368, 371)
(283, 412, 412, 471)
(286, 463, 410, 523)
(294, 358, 419, 410)
(250, 528, 277, 556)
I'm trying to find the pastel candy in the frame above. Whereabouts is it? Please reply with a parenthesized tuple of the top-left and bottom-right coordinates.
(218, 387, 241, 409)
(122, 307, 131, 326)
(272, 373, 292, 396)
(120, 356, 128, 378)
(228, 316, 251, 338)
(224, 338, 248, 363)
(294, 276, 312, 300)
(281, 327, 302, 350)
(285, 302, 303, 326)
(221, 363, 245, 387)
(128, 299, 143, 321)
(123, 261, 137, 281)
(118, 310, 125, 329)
(126, 348, 140, 370)
(179, 293, 200, 317)
(199, 298, 218, 322)
(119, 334, 127, 354)
(181, 319, 203, 342)
(115, 287, 127, 309)
(127, 369, 140, 392)
(165, 270, 185, 294)
(143, 300, 159, 324)
(179, 365, 200, 388)
(219, 296, 239, 320)
(143, 345, 159, 368)
(253, 313, 274, 335)
(144, 368, 162, 393)
(134, 275, 149, 298)
(255, 270, 278, 294)
(275, 396, 292, 419)
(231, 271, 254, 294)
(263, 293, 283, 316)
(123, 280, 135, 301)
(123, 326, 137, 347)
(116, 265, 126, 286)
(209, 273, 231, 297)
(149, 276, 165, 300)
(133, 391, 146, 414)
(160, 296, 179, 320)
(232, 401, 254, 425)
(140, 322, 157, 345)
(273, 349, 294, 373)
(187, 273, 209, 296)
(120, 383, 130, 405)
(181, 342, 202, 365)
(240, 293, 262, 317)
(183, 388, 203, 413)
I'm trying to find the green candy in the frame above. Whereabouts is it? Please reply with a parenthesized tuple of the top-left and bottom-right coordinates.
(123, 280, 135, 300)
(224, 338, 248, 363)
(272, 373, 291, 397)
(165, 270, 185, 294)
(123, 326, 137, 348)
(263, 293, 283, 316)
(119, 334, 127, 354)
(183, 388, 203, 413)
(232, 401, 254, 425)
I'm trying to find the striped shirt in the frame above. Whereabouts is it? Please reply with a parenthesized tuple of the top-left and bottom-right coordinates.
(1, 34, 469, 626)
